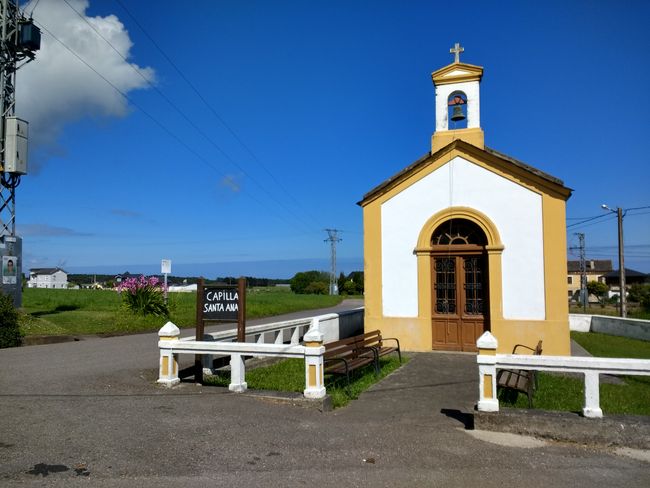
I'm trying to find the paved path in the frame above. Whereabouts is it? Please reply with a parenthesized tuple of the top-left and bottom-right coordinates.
(1, 302, 648, 486)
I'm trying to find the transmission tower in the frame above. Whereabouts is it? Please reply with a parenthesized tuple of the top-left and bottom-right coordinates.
(0, 0, 40, 306)
(324, 229, 342, 295)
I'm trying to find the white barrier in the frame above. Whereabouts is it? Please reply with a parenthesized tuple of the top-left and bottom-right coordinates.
(476, 331, 650, 418)
(569, 314, 650, 341)
(157, 319, 327, 398)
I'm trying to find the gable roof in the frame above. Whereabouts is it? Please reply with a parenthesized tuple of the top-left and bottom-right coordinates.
(567, 260, 613, 273)
(29, 267, 67, 275)
(358, 139, 572, 207)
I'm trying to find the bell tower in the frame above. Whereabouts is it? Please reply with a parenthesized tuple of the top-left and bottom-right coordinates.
(431, 43, 485, 152)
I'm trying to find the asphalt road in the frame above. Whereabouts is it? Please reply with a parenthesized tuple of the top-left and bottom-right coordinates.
(1, 299, 648, 487)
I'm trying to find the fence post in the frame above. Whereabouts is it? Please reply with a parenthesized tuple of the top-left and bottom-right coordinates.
(476, 331, 499, 412)
(583, 371, 603, 418)
(303, 318, 326, 399)
(229, 353, 247, 393)
(157, 321, 181, 387)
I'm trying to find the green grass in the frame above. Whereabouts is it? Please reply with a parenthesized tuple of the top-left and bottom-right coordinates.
(500, 332, 650, 415)
(20, 288, 345, 337)
(569, 305, 650, 320)
(204, 356, 407, 408)
(571, 331, 650, 360)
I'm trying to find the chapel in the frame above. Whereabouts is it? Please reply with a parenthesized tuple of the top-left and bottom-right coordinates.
(358, 44, 572, 354)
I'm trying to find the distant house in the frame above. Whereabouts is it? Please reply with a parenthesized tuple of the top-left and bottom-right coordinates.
(567, 259, 612, 300)
(603, 268, 650, 296)
(28, 268, 68, 289)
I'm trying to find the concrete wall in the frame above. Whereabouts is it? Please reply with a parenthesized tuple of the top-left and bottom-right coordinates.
(317, 308, 364, 344)
(569, 314, 650, 341)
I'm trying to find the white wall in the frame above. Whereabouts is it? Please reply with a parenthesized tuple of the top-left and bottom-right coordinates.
(381, 156, 545, 320)
(435, 80, 480, 131)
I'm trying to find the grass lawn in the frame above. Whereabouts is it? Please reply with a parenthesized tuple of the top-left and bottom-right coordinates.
(204, 356, 406, 408)
(569, 304, 650, 320)
(500, 331, 650, 415)
(20, 287, 346, 337)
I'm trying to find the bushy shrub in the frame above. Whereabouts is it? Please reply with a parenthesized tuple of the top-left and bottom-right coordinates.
(117, 275, 169, 317)
(304, 281, 328, 295)
(290, 270, 330, 294)
(0, 292, 21, 348)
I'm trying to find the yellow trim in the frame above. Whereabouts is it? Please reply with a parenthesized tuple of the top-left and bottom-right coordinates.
(308, 364, 316, 387)
(432, 128, 484, 152)
(479, 348, 496, 356)
(484, 374, 493, 399)
(305, 341, 322, 347)
(363, 202, 383, 325)
(415, 207, 503, 250)
(159, 336, 177, 341)
(431, 62, 484, 85)
(161, 356, 169, 374)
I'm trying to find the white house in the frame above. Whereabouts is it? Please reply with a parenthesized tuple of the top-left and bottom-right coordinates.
(28, 268, 68, 289)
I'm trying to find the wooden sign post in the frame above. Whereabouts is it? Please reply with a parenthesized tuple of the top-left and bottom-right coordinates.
(194, 277, 246, 384)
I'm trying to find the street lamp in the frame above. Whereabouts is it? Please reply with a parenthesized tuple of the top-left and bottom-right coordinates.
(601, 204, 626, 317)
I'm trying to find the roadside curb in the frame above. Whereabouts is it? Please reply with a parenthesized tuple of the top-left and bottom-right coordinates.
(474, 408, 650, 449)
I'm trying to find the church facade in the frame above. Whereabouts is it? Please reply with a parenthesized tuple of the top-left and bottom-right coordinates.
(358, 46, 572, 355)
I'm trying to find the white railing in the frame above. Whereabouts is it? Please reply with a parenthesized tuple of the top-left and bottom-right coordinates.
(476, 331, 650, 418)
(157, 319, 327, 399)
(187, 307, 364, 346)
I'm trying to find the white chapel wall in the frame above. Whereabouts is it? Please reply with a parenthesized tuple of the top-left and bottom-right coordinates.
(381, 156, 545, 320)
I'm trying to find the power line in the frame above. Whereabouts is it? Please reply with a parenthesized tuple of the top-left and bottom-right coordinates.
(59, 0, 316, 234)
(32, 19, 313, 234)
(111, 0, 323, 229)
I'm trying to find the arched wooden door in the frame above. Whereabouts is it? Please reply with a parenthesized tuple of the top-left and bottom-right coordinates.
(430, 219, 489, 352)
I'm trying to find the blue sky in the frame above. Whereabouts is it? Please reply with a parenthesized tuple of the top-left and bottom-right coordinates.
(16, 0, 650, 278)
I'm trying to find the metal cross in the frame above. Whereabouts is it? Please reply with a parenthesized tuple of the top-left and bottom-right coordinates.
(450, 42, 464, 63)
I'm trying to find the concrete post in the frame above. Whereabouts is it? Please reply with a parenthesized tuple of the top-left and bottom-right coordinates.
(157, 321, 181, 387)
(229, 353, 247, 393)
(476, 331, 499, 412)
(303, 319, 326, 399)
(582, 371, 603, 418)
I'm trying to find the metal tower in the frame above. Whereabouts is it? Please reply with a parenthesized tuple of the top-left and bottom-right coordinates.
(324, 229, 342, 295)
(575, 232, 587, 312)
(0, 0, 40, 305)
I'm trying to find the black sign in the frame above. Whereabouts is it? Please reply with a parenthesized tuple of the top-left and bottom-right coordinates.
(202, 286, 240, 321)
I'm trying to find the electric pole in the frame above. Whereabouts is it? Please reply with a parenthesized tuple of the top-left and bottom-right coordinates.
(575, 232, 587, 312)
(324, 229, 342, 295)
(602, 205, 627, 318)
(0, 0, 40, 306)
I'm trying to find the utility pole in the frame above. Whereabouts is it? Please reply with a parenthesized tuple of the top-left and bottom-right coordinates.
(324, 229, 342, 295)
(616, 207, 626, 318)
(575, 232, 587, 312)
(0, 1, 40, 306)
(602, 205, 626, 318)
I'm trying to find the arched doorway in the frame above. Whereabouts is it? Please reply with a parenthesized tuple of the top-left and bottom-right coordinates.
(430, 218, 489, 352)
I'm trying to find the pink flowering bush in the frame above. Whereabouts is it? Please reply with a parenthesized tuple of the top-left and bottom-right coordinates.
(116, 275, 169, 317)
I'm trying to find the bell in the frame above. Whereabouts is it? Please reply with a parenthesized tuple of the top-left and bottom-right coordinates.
(451, 105, 465, 122)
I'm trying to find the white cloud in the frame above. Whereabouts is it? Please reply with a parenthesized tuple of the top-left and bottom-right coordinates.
(18, 0, 154, 167)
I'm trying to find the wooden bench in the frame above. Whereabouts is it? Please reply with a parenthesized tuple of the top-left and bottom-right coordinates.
(354, 330, 401, 364)
(323, 330, 401, 386)
(496, 340, 543, 408)
(323, 335, 377, 386)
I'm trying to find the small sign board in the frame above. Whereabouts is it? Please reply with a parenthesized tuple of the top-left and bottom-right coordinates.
(194, 277, 247, 385)
(202, 286, 239, 321)
(161, 259, 172, 275)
